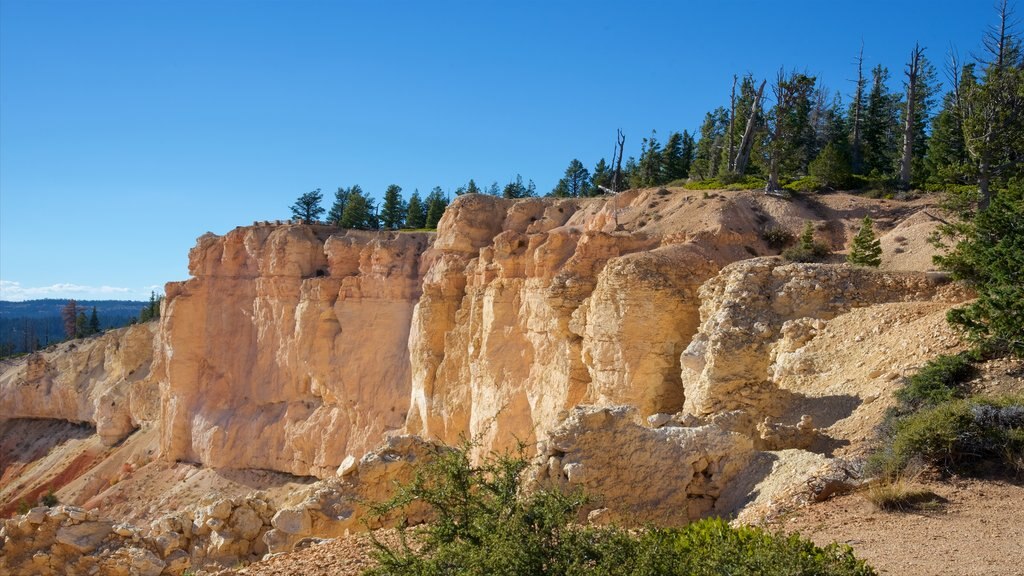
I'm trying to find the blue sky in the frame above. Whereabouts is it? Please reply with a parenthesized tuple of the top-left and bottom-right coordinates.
(0, 0, 996, 301)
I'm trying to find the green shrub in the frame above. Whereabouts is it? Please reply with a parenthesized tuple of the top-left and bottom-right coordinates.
(870, 396, 1024, 478)
(784, 176, 824, 194)
(783, 221, 831, 262)
(893, 352, 977, 412)
(683, 178, 723, 190)
(367, 440, 875, 576)
(40, 490, 59, 507)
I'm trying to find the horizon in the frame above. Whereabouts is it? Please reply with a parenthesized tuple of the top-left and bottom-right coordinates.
(0, 0, 998, 301)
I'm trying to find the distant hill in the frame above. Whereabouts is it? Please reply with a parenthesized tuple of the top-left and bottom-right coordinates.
(0, 299, 147, 356)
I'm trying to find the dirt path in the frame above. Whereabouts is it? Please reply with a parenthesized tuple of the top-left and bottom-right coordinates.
(773, 478, 1024, 576)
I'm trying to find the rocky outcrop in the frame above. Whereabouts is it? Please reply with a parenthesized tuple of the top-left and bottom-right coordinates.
(158, 226, 432, 477)
(0, 324, 158, 446)
(535, 405, 754, 526)
(680, 258, 968, 419)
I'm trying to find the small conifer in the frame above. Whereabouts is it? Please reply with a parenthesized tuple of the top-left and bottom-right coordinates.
(848, 216, 882, 267)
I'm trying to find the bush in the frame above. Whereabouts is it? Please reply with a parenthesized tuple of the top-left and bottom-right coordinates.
(763, 227, 795, 250)
(683, 175, 766, 191)
(893, 352, 978, 412)
(782, 221, 831, 263)
(368, 441, 875, 576)
(40, 490, 59, 507)
(870, 396, 1024, 478)
(784, 176, 824, 194)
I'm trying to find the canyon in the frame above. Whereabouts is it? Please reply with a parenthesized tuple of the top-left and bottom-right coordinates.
(0, 188, 997, 575)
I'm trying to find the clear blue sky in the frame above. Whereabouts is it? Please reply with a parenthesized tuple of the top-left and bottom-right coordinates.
(0, 0, 996, 301)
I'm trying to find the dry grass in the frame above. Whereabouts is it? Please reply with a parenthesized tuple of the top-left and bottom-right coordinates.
(863, 477, 943, 512)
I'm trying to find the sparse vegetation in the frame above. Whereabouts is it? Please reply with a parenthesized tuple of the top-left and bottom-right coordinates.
(367, 440, 875, 576)
(762, 227, 795, 250)
(782, 221, 831, 262)
(863, 477, 942, 511)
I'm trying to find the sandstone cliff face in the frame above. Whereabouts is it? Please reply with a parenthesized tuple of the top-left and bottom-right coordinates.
(406, 192, 752, 456)
(158, 225, 432, 477)
(0, 323, 157, 446)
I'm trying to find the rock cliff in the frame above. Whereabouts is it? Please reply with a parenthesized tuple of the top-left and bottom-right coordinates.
(2, 188, 977, 572)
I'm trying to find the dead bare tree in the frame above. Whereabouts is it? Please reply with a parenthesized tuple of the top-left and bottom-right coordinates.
(983, 0, 1017, 68)
(900, 43, 925, 189)
(727, 74, 737, 172)
(767, 69, 789, 192)
(733, 79, 766, 176)
(611, 129, 626, 192)
(850, 43, 866, 174)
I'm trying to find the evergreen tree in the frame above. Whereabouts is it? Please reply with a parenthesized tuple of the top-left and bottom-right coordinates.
(772, 71, 818, 177)
(502, 175, 534, 199)
(692, 108, 729, 180)
(937, 178, 1024, 357)
(861, 65, 902, 177)
(590, 158, 612, 193)
(406, 189, 427, 228)
(75, 312, 88, 339)
(809, 142, 853, 189)
(631, 131, 664, 187)
(662, 131, 694, 182)
(960, 59, 1024, 209)
(466, 179, 481, 194)
(926, 73, 972, 185)
(425, 187, 448, 229)
(340, 186, 377, 229)
(88, 307, 100, 335)
(140, 292, 161, 322)
(552, 159, 591, 197)
(485, 182, 501, 196)
(380, 184, 406, 230)
(847, 216, 882, 267)
(290, 188, 325, 222)
(907, 52, 939, 186)
(327, 186, 353, 225)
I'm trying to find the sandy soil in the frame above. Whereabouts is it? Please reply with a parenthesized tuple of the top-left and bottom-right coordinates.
(775, 478, 1024, 576)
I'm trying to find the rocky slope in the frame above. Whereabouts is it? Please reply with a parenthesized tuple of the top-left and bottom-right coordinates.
(2, 188, 986, 575)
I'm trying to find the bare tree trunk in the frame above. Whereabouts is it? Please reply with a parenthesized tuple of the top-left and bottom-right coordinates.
(767, 70, 787, 192)
(734, 79, 766, 176)
(727, 74, 737, 171)
(851, 43, 865, 174)
(611, 129, 625, 192)
(900, 43, 923, 189)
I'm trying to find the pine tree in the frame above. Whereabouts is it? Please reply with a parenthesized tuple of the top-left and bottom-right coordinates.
(590, 158, 611, 193)
(809, 142, 853, 189)
(406, 189, 426, 228)
(290, 188, 325, 222)
(661, 131, 694, 183)
(502, 175, 533, 198)
(75, 312, 88, 338)
(847, 216, 882, 267)
(861, 65, 902, 177)
(692, 109, 729, 180)
(552, 159, 591, 197)
(380, 184, 406, 230)
(425, 187, 448, 229)
(327, 186, 354, 225)
(466, 179, 480, 194)
(88, 307, 100, 335)
(340, 187, 376, 229)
